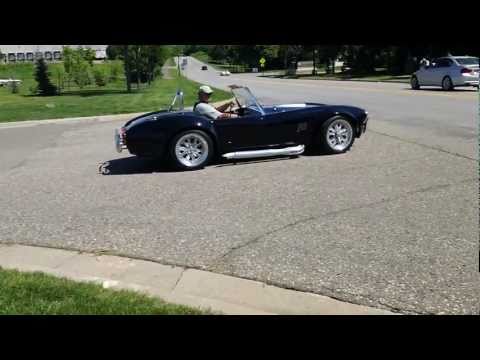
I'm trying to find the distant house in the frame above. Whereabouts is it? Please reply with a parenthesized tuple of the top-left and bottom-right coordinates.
(0, 45, 107, 63)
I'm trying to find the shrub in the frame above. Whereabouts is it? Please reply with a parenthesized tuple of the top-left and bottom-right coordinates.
(9, 81, 19, 94)
(53, 65, 66, 92)
(34, 58, 57, 96)
(93, 68, 107, 87)
(108, 60, 123, 82)
(29, 85, 38, 95)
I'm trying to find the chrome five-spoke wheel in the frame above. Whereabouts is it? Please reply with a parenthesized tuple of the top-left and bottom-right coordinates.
(319, 116, 355, 154)
(170, 130, 213, 170)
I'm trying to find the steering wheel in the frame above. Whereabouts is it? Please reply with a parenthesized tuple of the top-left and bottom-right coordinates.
(226, 101, 235, 113)
(226, 101, 242, 115)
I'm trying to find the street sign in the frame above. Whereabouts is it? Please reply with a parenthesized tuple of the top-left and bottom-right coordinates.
(259, 57, 266, 65)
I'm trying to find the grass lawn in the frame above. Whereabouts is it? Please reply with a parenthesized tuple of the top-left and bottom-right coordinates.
(165, 57, 176, 67)
(260, 69, 410, 83)
(302, 73, 411, 82)
(0, 62, 231, 123)
(0, 268, 208, 315)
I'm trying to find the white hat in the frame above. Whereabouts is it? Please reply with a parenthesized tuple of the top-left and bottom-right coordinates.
(199, 85, 213, 94)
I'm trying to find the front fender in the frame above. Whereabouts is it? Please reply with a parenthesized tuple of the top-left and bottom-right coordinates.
(308, 106, 367, 143)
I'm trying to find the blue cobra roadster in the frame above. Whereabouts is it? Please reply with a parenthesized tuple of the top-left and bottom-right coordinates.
(115, 85, 368, 170)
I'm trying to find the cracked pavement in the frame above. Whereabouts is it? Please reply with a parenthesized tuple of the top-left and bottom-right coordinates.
(0, 59, 478, 314)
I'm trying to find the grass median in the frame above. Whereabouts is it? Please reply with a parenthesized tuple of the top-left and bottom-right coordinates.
(0, 62, 231, 123)
(260, 71, 410, 83)
(0, 268, 208, 315)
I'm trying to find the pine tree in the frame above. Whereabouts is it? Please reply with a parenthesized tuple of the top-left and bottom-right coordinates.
(34, 58, 57, 96)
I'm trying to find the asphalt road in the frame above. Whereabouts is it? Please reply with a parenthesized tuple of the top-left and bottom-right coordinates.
(0, 58, 478, 314)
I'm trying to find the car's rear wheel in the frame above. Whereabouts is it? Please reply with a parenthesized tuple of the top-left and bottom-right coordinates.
(411, 75, 420, 90)
(169, 130, 213, 170)
(442, 76, 454, 91)
(318, 116, 355, 154)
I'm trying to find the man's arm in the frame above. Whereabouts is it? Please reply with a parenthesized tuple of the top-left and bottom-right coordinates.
(215, 100, 235, 113)
(216, 112, 238, 120)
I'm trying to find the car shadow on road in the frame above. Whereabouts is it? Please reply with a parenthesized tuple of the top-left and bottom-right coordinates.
(213, 155, 301, 168)
(100, 152, 332, 174)
(98, 156, 176, 175)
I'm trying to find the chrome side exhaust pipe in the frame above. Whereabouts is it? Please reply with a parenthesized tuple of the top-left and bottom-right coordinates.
(222, 145, 305, 160)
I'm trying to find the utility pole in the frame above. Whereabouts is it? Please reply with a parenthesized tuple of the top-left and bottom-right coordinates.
(177, 54, 181, 77)
(124, 45, 131, 93)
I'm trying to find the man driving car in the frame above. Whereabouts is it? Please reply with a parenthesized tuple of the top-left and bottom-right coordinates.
(194, 85, 238, 120)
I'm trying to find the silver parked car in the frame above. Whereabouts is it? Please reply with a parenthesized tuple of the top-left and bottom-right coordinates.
(411, 56, 479, 90)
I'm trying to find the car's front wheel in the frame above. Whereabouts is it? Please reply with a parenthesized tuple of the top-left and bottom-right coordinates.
(442, 76, 454, 91)
(411, 75, 420, 90)
(318, 116, 355, 154)
(169, 130, 213, 170)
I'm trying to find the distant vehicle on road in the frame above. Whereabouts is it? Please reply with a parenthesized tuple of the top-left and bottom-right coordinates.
(411, 56, 479, 91)
(114, 85, 369, 171)
(220, 70, 231, 76)
(201, 65, 208, 71)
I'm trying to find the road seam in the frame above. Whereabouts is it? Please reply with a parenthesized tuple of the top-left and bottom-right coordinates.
(172, 268, 187, 292)
(368, 129, 478, 161)
(210, 177, 476, 266)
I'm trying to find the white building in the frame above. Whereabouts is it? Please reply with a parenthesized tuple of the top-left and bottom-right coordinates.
(0, 45, 107, 63)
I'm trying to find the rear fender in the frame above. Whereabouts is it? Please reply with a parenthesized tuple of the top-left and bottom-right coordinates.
(166, 121, 220, 159)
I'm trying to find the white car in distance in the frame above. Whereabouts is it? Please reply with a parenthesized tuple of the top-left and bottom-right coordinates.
(411, 56, 479, 91)
(220, 70, 231, 76)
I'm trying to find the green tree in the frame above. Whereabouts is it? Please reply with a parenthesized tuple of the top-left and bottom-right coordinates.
(144, 45, 169, 84)
(107, 45, 170, 91)
(314, 45, 344, 74)
(107, 45, 122, 60)
(342, 45, 380, 75)
(34, 58, 57, 96)
(62, 47, 93, 89)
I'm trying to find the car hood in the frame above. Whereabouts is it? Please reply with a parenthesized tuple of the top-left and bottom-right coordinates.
(264, 103, 366, 116)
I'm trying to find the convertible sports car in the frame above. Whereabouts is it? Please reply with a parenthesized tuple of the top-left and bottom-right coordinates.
(115, 85, 368, 170)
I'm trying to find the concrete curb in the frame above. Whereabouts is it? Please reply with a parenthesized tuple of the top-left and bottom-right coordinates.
(0, 112, 146, 130)
(0, 244, 395, 315)
(0, 99, 234, 130)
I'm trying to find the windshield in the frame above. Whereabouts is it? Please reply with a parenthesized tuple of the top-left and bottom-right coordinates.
(455, 57, 479, 66)
(231, 86, 265, 115)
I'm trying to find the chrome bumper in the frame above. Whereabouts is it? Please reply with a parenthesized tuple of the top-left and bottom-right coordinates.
(114, 128, 127, 153)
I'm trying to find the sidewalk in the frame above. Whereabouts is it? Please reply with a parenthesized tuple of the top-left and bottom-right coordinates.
(0, 244, 395, 315)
